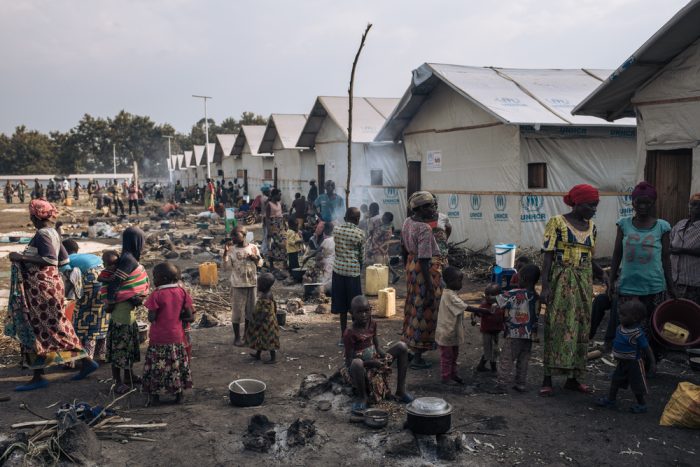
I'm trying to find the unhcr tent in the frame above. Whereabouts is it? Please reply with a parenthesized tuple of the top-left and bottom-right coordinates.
(214, 134, 237, 180)
(232, 125, 272, 196)
(376, 63, 637, 256)
(259, 114, 316, 206)
(296, 96, 406, 224)
(574, 0, 700, 226)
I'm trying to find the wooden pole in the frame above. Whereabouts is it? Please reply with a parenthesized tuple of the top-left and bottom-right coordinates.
(346, 23, 372, 209)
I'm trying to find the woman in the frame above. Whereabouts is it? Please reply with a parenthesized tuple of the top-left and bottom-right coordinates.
(265, 188, 286, 270)
(401, 191, 443, 369)
(4, 181, 14, 204)
(609, 182, 675, 350)
(540, 184, 605, 396)
(302, 223, 335, 294)
(670, 193, 700, 304)
(204, 178, 215, 212)
(6, 199, 98, 391)
(427, 196, 452, 267)
(128, 181, 139, 215)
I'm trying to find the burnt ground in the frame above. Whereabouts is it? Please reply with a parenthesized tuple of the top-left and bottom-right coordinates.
(0, 201, 699, 466)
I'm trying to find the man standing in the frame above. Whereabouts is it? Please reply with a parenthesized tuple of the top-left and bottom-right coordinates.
(111, 180, 125, 215)
(62, 178, 71, 201)
(290, 193, 307, 230)
(307, 180, 318, 205)
(314, 180, 344, 240)
(17, 180, 26, 203)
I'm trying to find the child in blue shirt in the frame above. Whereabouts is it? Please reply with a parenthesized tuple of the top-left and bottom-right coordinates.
(597, 299, 656, 413)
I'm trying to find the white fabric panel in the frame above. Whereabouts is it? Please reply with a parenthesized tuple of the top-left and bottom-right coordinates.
(300, 151, 317, 183)
(634, 38, 700, 102)
(193, 145, 205, 166)
(241, 152, 266, 196)
(271, 114, 308, 150)
(638, 103, 700, 148)
(273, 148, 317, 206)
(222, 156, 237, 180)
(206, 143, 216, 164)
(241, 126, 268, 155)
(318, 97, 400, 143)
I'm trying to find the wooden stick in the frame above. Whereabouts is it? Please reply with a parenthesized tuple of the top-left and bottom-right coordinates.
(88, 388, 137, 427)
(346, 23, 373, 209)
(96, 423, 167, 430)
(12, 420, 57, 429)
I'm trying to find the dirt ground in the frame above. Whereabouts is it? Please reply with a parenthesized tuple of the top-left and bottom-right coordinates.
(0, 200, 699, 466)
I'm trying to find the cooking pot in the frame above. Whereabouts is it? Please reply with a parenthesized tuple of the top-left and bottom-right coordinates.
(290, 268, 305, 283)
(364, 408, 389, 429)
(276, 309, 287, 326)
(161, 222, 171, 230)
(201, 236, 214, 246)
(8, 236, 21, 243)
(405, 397, 452, 435)
(304, 283, 323, 300)
(228, 379, 266, 407)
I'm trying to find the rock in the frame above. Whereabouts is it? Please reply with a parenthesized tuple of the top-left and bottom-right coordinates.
(287, 298, 305, 315)
(179, 251, 193, 260)
(384, 431, 420, 458)
(59, 421, 101, 465)
(242, 415, 276, 453)
(317, 400, 332, 411)
(198, 312, 221, 328)
(298, 373, 331, 399)
(0, 432, 27, 462)
(286, 418, 316, 447)
(314, 304, 330, 314)
(191, 246, 205, 255)
(164, 251, 180, 260)
(332, 384, 342, 395)
(436, 432, 463, 461)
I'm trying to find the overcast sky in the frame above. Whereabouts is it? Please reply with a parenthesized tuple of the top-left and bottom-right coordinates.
(0, 0, 690, 135)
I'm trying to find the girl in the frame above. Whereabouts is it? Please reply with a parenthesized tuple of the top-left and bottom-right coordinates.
(247, 273, 280, 364)
(265, 188, 286, 271)
(143, 262, 194, 405)
(101, 227, 150, 394)
(435, 266, 468, 385)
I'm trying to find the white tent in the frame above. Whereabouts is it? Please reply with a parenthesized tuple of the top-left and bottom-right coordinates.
(376, 63, 637, 256)
(181, 150, 195, 186)
(232, 125, 272, 196)
(295, 96, 406, 224)
(574, 0, 700, 226)
(214, 134, 237, 181)
(259, 114, 316, 206)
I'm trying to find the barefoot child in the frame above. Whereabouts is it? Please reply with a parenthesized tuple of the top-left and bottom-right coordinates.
(343, 295, 413, 413)
(467, 283, 504, 373)
(597, 299, 656, 413)
(285, 222, 304, 271)
(248, 273, 280, 364)
(142, 262, 194, 405)
(497, 264, 541, 392)
(435, 266, 468, 385)
(223, 226, 263, 346)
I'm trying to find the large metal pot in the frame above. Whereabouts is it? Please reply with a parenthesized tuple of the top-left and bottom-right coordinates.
(228, 379, 266, 407)
(405, 397, 452, 435)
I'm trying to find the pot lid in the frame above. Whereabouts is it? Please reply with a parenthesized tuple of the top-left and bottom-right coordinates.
(407, 397, 452, 416)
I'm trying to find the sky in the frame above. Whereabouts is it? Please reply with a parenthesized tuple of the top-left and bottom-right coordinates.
(0, 0, 691, 135)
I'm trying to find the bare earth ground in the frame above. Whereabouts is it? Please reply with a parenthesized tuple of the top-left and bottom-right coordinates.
(0, 200, 699, 466)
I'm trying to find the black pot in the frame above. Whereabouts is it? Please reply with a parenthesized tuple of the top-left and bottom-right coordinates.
(228, 379, 266, 407)
(406, 411, 452, 435)
(276, 312, 287, 326)
(304, 283, 323, 300)
(290, 268, 305, 283)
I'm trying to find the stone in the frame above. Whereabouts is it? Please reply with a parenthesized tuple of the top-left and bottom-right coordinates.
(198, 312, 221, 328)
(298, 373, 331, 399)
(317, 400, 332, 411)
(384, 430, 420, 458)
(287, 298, 305, 315)
(179, 251, 192, 260)
(59, 421, 101, 465)
(164, 251, 180, 260)
(314, 304, 330, 314)
(242, 415, 276, 453)
(436, 432, 463, 461)
(286, 418, 316, 447)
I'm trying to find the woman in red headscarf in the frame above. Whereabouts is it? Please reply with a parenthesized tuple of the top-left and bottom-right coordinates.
(6, 199, 98, 391)
(539, 184, 607, 396)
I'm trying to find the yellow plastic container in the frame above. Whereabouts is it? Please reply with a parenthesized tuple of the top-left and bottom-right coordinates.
(377, 287, 396, 318)
(64, 197, 73, 207)
(366, 264, 389, 296)
(199, 262, 218, 286)
(661, 322, 690, 344)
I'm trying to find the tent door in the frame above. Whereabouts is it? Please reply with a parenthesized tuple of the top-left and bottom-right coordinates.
(407, 161, 421, 200)
(645, 149, 692, 225)
(274, 167, 278, 189)
(318, 164, 325, 195)
(243, 170, 249, 196)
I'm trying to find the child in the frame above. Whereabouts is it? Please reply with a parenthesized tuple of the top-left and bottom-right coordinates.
(435, 266, 467, 385)
(285, 222, 304, 271)
(248, 273, 280, 364)
(142, 262, 195, 406)
(100, 227, 150, 395)
(597, 299, 656, 413)
(467, 283, 504, 373)
(223, 226, 263, 347)
(343, 295, 412, 413)
(509, 256, 531, 289)
(496, 264, 541, 392)
(87, 219, 98, 239)
(365, 212, 394, 265)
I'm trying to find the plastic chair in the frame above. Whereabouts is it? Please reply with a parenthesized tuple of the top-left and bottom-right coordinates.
(491, 265, 517, 289)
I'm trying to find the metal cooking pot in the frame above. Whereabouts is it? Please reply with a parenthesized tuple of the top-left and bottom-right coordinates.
(405, 397, 452, 435)
(364, 408, 389, 429)
(228, 379, 266, 407)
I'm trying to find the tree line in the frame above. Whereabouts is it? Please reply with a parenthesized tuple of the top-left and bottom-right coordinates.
(0, 111, 267, 177)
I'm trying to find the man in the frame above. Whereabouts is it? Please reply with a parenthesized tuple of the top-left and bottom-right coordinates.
(62, 178, 71, 201)
(111, 180, 125, 216)
(331, 207, 365, 345)
(290, 193, 307, 230)
(17, 180, 26, 203)
(314, 180, 345, 241)
(307, 180, 318, 204)
(174, 180, 184, 203)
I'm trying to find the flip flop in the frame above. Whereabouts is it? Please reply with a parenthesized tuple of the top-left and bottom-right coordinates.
(538, 386, 554, 397)
(409, 360, 432, 370)
(71, 360, 99, 381)
(564, 382, 593, 394)
(629, 404, 648, 414)
(596, 397, 616, 408)
(351, 402, 367, 414)
(15, 380, 49, 392)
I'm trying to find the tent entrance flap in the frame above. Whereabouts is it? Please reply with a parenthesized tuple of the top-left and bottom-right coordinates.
(645, 149, 692, 225)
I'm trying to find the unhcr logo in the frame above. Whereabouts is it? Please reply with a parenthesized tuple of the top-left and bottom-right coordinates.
(382, 187, 400, 205)
(494, 194, 508, 221)
(447, 194, 460, 219)
(520, 195, 546, 223)
(619, 187, 633, 217)
(469, 194, 483, 220)
(495, 97, 524, 107)
(547, 97, 571, 107)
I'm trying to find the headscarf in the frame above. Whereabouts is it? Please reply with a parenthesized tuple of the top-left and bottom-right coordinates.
(121, 226, 145, 262)
(631, 181, 657, 201)
(29, 199, 58, 220)
(409, 191, 435, 210)
(563, 184, 599, 207)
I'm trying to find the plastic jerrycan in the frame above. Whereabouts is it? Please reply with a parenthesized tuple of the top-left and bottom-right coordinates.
(366, 264, 389, 295)
(377, 287, 396, 318)
(199, 262, 218, 286)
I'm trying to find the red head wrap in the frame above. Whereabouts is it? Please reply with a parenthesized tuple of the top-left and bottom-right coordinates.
(563, 184, 599, 207)
(631, 181, 657, 201)
(29, 199, 58, 220)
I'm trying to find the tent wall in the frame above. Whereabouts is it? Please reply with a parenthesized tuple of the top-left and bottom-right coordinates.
(222, 156, 237, 181)
(272, 146, 317, 206)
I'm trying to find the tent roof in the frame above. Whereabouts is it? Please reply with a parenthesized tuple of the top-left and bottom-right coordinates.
(376, 63, 634, 141)
(192, 145, 205, 166)
(206, 142, 216, 164)
(179, 153, 189, 170)
(573, 0, 700, 120)
(296, 96, 400, 148)
(259, 114, 308, 153)
(232, 125, 269, 156)
(213, 134, 237, 163)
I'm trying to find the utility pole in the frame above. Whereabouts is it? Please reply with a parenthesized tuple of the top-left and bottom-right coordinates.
(192, 95, 212, 179)
(162, 135, 174, 185)
(113, 144, 117, 177)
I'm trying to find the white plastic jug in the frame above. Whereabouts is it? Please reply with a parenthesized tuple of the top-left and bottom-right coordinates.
(377, 288, 396, 318)
(366, 264, 389, 295)
(494, 243, 516, 269)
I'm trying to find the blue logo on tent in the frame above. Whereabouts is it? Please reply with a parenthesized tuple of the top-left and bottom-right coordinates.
(448, 194, 459, 210)
(495, 97, 523, 106)
(494, 195, 506, 212)
(470, 195, 481, 211)
(384, 187, 398, 198)
(619, 187, 634, 216)
(521, 195, 544, 212)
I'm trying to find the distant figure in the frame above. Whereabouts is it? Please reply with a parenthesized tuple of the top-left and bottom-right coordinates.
(307, 180, 318, 204)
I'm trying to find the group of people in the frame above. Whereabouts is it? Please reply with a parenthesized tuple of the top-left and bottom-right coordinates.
(88, 179, 144, 216)
(3, 180, 28, 203)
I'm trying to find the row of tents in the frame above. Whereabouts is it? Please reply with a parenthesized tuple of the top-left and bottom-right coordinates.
(170, 0, 700, 257)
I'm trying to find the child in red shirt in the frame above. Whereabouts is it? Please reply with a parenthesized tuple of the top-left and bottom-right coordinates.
(467, 283, 504, 373)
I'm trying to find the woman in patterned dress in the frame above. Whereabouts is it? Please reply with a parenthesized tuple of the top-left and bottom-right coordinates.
(6, 199, 98, 391)
(247, 273, 280, 364)
(540, 184, 607, 396)
(265, 188, 287, 270)
(401, 191, 443, 369)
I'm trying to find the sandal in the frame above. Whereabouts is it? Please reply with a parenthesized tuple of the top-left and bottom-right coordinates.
(629, 404, 648, 414)
(409, 360, 432, 370)
(351, 401, 367, 414)
(564, 382, 593, 394)
(596, 397, 616, 408)
(15, 379, 49, 392)
(114, 383, 131, 395)
(538, 386, 554, 397)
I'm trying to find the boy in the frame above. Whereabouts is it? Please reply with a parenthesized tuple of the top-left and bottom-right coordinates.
(285, 222, 304, 271)
(496, 264, 541, 392)
(331, 207, 365, 345)
(344, 296, 412, 413)
(366, 212, 394, 266)
(508, 255, 531, 289)
(597, 299, 655, 413)
(435, 266, 467, 385)
(223, 226, 263, 346)
(467, 283, 504, 373)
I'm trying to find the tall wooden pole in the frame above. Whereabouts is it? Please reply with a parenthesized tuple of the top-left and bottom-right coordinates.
(346, 23, 372, 209)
